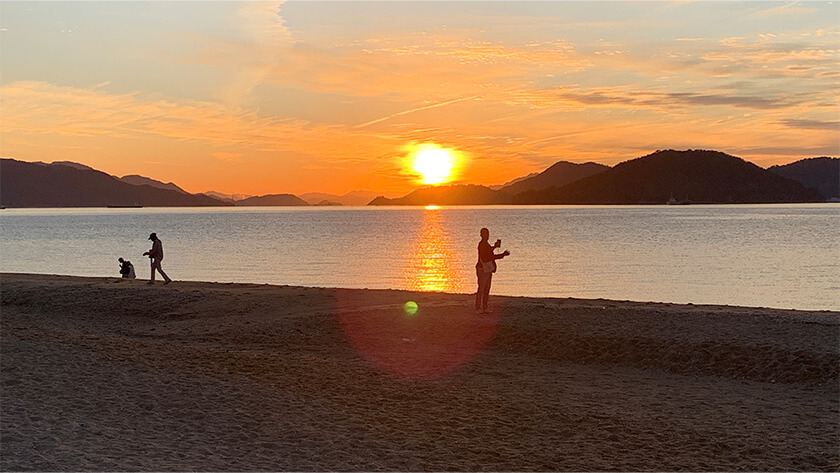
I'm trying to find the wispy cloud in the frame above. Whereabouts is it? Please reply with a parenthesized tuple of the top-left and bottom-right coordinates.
(754, 2, 819, 17)
(781, 119, 840, 130)
(504, 85, 805, 112)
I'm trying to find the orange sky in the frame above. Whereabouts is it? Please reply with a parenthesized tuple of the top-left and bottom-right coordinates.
(1, 2, 838, 196)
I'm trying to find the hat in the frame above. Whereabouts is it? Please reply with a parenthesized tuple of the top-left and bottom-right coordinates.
(148, 232, 157, 240)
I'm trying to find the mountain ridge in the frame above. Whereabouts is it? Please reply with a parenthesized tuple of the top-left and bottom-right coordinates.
(768, 157, 839, 201)
(0, 159, 228, 208)
(235, 194, 309, 206)
(513, 150, 824, 204)
(120, 174, 189, 195)
(369, 185, 512, 206)
(2, 151, 834, 207)
(499, 161, 610, 195)
(299, 190, 383, 206)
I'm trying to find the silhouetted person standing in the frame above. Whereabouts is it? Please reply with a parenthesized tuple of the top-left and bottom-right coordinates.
(475, 227, 509, 314)
(143, 232, 172, 285)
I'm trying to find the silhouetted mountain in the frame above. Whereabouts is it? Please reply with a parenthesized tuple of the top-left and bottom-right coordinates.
(52, 161, 96, 172)
(513, 150, 824, 204)
(235, 194, 309, 206)
(0, 159, 228, 208)
(344, 190, 387, 205)
(500, 161, 609, 195)
(299, 190, 383, 206)
(491, 172, 539, 190)
(299, 192, 338, 205)
(768, 157, 839, 201)
(121, 174, 189, 194)
(202, 191, 255, 203)
(368, 185, 512, 205)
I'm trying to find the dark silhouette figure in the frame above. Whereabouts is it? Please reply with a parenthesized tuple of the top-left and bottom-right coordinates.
(118, 257, 135, 279)
(475, 227, 509, 313)
(143, 232, 172, 285)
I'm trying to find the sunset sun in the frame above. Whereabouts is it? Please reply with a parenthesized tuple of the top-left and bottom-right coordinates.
(411, 144, 457, 185)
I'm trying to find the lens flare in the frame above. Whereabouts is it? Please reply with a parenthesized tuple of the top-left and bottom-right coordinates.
(334, 209, 499, 380)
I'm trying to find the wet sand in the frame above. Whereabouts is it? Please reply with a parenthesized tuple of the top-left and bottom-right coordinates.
(1, 273, 838, 471)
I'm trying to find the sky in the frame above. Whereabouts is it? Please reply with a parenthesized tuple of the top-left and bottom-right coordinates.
(1, 1, 838, 196)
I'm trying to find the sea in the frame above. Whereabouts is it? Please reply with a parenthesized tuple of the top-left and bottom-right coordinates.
(1, 204, 838, 311)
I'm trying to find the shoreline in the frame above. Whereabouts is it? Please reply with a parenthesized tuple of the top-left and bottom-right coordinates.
(2, 271, 838, 314)
(2, 273, 838, 471)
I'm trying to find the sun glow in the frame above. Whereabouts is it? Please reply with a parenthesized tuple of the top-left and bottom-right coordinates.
(410, 144, 458, 185)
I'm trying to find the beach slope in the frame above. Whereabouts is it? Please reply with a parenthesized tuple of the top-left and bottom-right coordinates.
(1, 273, 837, 471)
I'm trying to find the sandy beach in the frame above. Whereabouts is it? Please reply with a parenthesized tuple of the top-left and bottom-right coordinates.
(1, 273, 837, 471)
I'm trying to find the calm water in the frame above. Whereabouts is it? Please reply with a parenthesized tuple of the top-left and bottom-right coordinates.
(1, 205, 838, 311)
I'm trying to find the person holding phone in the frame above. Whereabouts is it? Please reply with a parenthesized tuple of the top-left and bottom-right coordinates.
(475, 227, 510, 314)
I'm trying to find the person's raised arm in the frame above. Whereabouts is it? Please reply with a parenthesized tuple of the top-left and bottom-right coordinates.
(493, 249, 510, 260)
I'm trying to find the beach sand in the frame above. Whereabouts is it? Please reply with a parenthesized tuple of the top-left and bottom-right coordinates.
(1, 273, 837, 471)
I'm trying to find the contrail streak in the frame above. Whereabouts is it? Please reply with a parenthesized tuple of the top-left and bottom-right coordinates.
(354, 96, 482, 129)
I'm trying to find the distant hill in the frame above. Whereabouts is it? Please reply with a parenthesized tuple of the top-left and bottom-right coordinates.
(235, 194, 309, 206)
(52, 161, 97, 172)
(121, 174, 189, 194)
(491, 172, 539, 190)
(514, 150, 824, 204)
(202, 191, 255, 203)
(299, 190, 382, 206)
(369, 185, 512, 206)
(0, 159, 228, 208)
(500, 161, 609, 195)
(768, 157, 839, 201)
(299, 192, 338, 205)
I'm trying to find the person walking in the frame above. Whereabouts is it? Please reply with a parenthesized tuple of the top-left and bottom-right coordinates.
(143, 232, 172, 285)
(475, 227, 509, 314)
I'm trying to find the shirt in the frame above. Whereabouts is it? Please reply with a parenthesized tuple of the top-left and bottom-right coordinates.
(149, 239, 164, 260)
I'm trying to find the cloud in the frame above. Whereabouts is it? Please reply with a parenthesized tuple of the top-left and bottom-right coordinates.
(780, 119, 840, 130)
(504, 85, 803, 112)
(0, 80, 352, 152)
(701, 32, 839, 82)
(755, 2, 819, 17)
(184, 30, 588, 106)
(189, 1, 293, 106)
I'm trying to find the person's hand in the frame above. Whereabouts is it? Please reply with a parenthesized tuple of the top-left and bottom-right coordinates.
(503, 250, 510, 257)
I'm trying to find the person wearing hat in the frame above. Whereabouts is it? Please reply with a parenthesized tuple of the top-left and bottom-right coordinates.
(143, 232, 172, 285)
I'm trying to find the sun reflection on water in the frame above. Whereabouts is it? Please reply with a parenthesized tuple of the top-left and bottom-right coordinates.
(402, 207, 462, 293)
